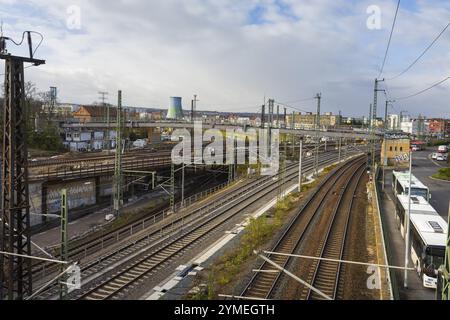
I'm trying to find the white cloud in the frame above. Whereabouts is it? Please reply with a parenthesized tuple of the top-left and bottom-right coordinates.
(0, 0, 449, 118)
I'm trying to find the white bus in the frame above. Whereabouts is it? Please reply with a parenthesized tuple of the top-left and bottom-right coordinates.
(395, 195, 447, 289)
(392, 171, 431, 201)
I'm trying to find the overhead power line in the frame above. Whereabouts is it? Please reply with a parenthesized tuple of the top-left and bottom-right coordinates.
(378, 0, 401, 78)
(274, 100, 313, 114)
(387, 22, 450, 80)
(393, 76, 450, 100)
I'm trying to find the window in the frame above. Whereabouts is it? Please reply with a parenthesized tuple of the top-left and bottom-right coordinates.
(390, 146, 393, 151)
(395, 147, 398, 152)
(400, 147, 403, 151)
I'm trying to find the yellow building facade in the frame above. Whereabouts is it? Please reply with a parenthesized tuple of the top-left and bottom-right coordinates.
(381, 138, 411, 167)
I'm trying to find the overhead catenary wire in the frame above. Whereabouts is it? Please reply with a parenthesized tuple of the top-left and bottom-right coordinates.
(2, 30, 44, 56)
(393, 76, 450, 101)
(387, 22, 450, 80)
(274, 100, 314, 114)
(378, 0, 401, 78)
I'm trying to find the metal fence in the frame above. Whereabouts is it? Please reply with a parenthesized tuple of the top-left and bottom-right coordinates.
(30, 157, 172, 182)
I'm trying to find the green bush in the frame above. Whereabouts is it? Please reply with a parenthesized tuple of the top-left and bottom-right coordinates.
(28, 123, 65, 152)
(433, 168, 450, 181)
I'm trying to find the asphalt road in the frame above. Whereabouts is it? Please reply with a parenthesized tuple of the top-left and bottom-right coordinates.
(411, 150, 449, 219)
(380, 149, 448, 300)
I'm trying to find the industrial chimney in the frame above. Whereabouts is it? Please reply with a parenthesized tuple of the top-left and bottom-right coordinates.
(166, 97, 184, 120)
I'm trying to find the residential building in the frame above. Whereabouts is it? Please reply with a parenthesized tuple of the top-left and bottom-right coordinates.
(428, 118, 450, 137)
(73, 105, 118, 123)
(285, 112, 342, 130)
(41, 103, 78, 119)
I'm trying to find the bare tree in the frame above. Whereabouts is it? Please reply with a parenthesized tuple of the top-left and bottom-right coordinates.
(38, 90, 55, 121)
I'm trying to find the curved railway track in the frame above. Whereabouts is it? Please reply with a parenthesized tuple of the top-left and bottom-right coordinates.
(31, 149, 359, 300)
(302, 164, 366, 300)
(240, 156, 366, 300)
(73, 153, 347, 300)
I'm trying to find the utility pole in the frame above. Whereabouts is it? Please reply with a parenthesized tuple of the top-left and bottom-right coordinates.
(99, 91, 109, 152)
(181, 162, 185, 208)
(278, 142, 287, 202)
(50, 86, 57, 119)
(399, 111, 404, 131)
(261, 105, 265, 129)
(338, 137, 342, 162)
(276, 105, 280, 128)
(291, 111, 295, 130)
(59, 189, 68, 300)
(404, 150, 413, 288)
(298, 138, 303, 193)
(338, 110, 342, 130)
(314, 93, 321, 177)
(0, 31, 45, 300)
(372, 78, 385, 174)
(382, 100, 395, 190)
(268, 99, 274, 128)
(385, 100, 395, 132)
(170, 163, 175, 212)
(113, 91, 123, 217)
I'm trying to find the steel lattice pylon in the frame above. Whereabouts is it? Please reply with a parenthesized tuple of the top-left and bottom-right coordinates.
(113, 91, 123, 216)
(0, 58, 31, 300)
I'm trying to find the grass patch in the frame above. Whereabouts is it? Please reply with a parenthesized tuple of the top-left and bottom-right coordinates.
(323, 164, 337, 174)
(433, 167, 450, 181)
(189, 194, 299, 300)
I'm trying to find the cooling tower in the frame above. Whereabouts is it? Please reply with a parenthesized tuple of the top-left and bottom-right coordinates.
(166, 97, 184, 120)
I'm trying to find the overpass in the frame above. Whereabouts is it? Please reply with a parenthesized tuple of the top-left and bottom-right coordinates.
(62, 120, 381, 140)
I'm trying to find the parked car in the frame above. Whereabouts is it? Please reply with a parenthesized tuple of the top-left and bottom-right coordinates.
(432, 153, 438, 160)
(436, 154, 448, 162)
(438, 145, 449, 153)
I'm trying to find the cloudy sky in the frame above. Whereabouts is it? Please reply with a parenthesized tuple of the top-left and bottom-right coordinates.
(1, 0, 450, 118)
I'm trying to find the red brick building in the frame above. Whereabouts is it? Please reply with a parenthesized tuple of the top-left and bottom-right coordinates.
(428, 119, 446, 135)
(73, 106, 117, 123)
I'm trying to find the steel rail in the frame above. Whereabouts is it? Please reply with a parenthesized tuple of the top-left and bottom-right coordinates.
(303, 163, 366, 300)
(75, 153, 346, 300)
(240, 156, 365, 299)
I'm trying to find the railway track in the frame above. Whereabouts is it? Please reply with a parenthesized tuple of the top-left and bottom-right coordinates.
(301, 163, 366, 300)
(28, 145, 176, 168)
(31, 149, 360, 300)
(31, 172, 227, 277)
(70, 152, 348, 300)
(240, 156, 366, 300)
